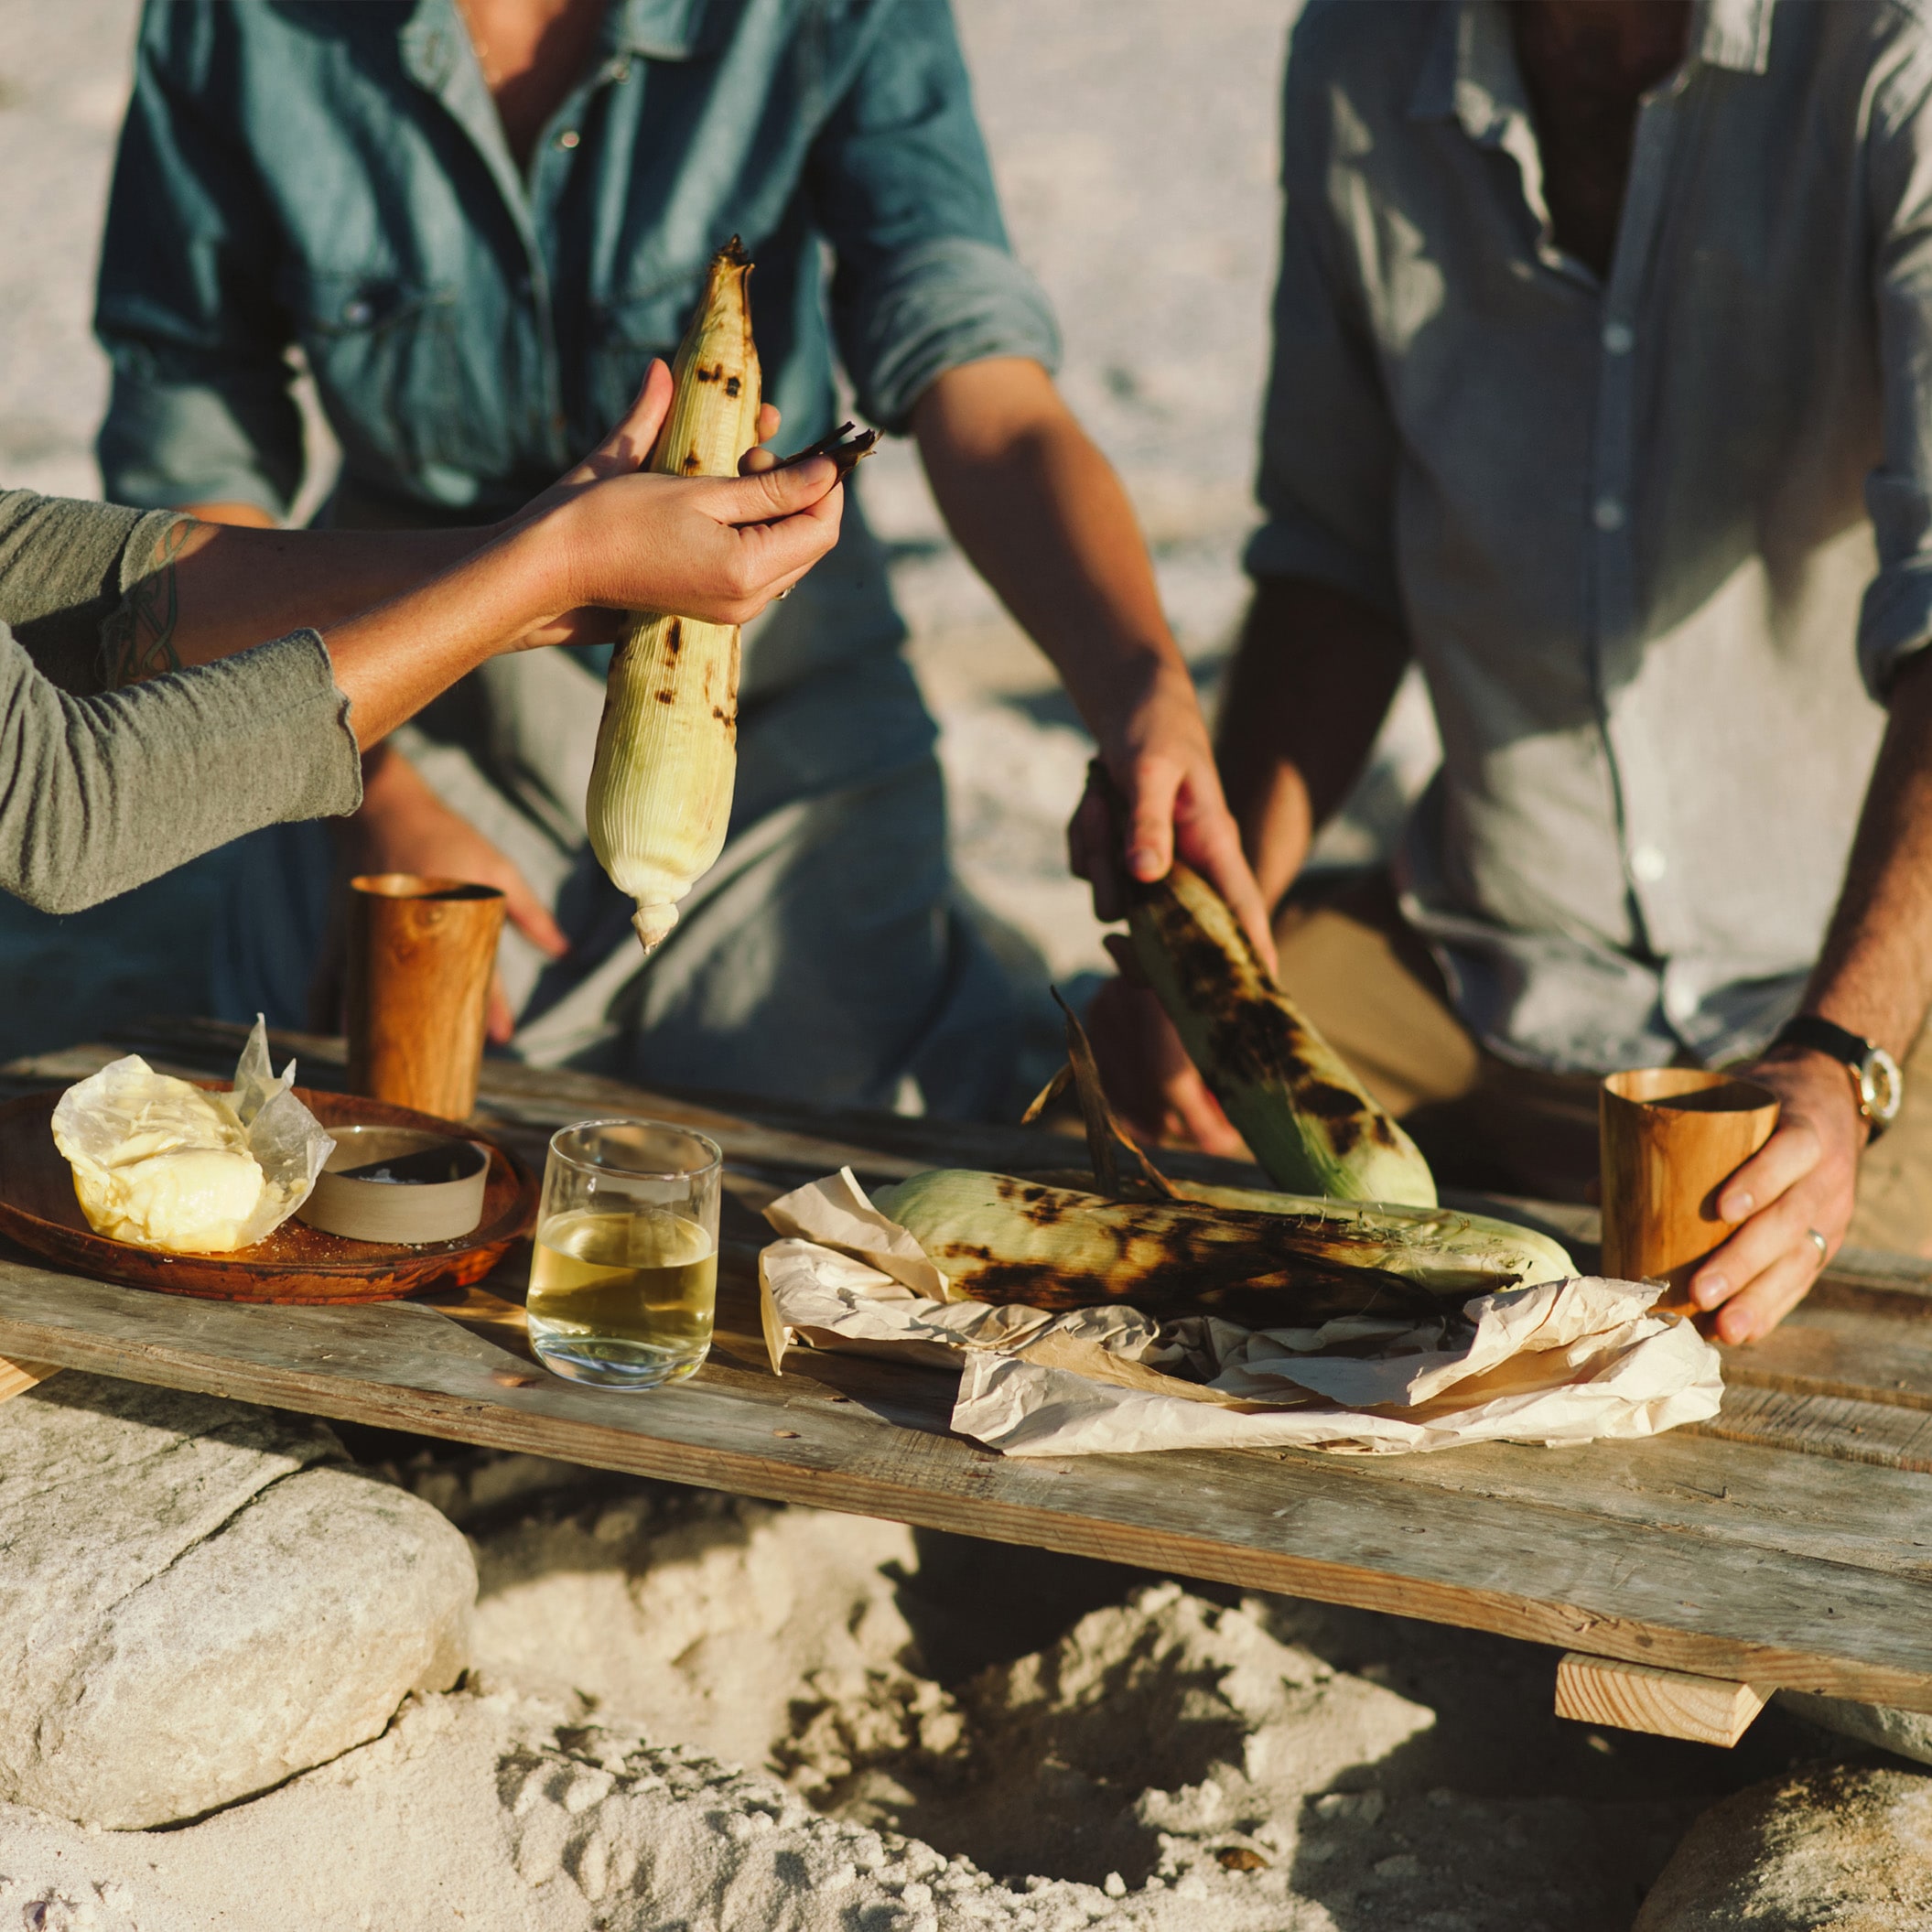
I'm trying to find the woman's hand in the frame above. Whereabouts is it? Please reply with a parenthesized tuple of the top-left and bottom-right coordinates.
(509, 362, 836, 639)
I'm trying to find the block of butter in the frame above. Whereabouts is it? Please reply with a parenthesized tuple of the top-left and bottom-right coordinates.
(51, 1020, 334, 1254)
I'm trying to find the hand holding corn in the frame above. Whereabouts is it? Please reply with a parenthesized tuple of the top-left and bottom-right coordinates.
(586, 241, 809, 955)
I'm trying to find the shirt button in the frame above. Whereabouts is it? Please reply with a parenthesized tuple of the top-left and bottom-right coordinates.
(556, 129, 580, 149)
(1630, 844, 1668, 884)
(1603, 320, 1635, 355)
(1593, 495, 1626, 532)
(611, 59, 631, 81)
(342, 298, 372, 326)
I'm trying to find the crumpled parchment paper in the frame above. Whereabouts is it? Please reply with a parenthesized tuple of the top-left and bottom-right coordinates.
(51, 1016, 335, 1252)
(758, 1170, 1723, 1458)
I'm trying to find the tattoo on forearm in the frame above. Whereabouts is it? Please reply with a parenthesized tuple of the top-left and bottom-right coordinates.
(98, 520, 189, 688)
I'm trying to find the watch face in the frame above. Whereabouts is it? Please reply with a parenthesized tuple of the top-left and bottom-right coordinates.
(1861, 1047, 1905, 1127)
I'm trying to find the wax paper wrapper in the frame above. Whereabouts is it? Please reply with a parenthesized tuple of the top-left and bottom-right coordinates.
(758, 1170, 1723, 1458)
(51, 1017, 336, 1253)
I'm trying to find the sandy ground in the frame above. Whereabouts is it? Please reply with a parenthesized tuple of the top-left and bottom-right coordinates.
(0, 1443, 1860, 1929)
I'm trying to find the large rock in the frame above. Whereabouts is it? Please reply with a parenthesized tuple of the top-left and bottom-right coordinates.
(0, 1373, 474, 1828)
(1635, 1765, 1932, 1930)
(1778, 1690, 1932, 1768)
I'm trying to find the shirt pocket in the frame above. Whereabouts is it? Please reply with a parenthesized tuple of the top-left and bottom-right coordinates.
(589, 265, 711, 437)
(277, 267, 493, 483)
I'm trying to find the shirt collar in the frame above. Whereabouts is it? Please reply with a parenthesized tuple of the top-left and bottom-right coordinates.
(1410, 0, 1775, 127)
(1692, 0, 1775, 73)
(606, 0, 711, 60)
(399, 0, 708, 84)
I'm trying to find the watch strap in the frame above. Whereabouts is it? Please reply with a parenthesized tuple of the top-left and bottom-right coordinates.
(1774, 1015, 1875, 1068)
(1771, 1014, 1901, 1137)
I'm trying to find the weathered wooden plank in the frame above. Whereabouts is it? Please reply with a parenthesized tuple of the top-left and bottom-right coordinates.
(1691, 1383, 1932, 1473)
(3, 1254, 1932, 1712)
(1555, 1653, 1769, 1747)
(1724, 1304, 1932, 1411)
(1281, 1403, 1932, 1580)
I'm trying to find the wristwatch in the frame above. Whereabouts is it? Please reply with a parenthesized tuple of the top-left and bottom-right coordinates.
(1770, 1015, 1905, 1137)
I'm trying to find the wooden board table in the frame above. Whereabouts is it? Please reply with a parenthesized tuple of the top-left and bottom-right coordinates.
(5, 1020, 1932, 1740)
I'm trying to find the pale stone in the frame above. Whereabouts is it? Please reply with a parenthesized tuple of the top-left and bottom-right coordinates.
(1635, 1765, 1932, 1931)
(1779, 1690, 1932, 1769)
(0, 1374, 474, 1828)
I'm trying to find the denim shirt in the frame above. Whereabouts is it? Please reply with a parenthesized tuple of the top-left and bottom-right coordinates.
(94, 0, 1059, 693)
(1248, 0, 1932, 1074)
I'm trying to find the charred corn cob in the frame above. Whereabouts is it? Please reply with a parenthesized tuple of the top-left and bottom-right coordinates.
(1129, 862, 1438, 1206)
(1016, 1167, 1572, 1294)
(587, 240, 762, 953)
(874, 1169, 1452, 1328)
(1162, 1179, 1573, 1292)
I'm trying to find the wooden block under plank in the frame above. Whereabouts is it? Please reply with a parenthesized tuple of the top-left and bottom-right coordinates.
(0, 1355, 59, 1403)
(1556, 1651, 1771, 1747)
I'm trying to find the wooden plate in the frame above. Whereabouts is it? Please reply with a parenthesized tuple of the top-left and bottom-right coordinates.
(0, 1086, 536, 1303)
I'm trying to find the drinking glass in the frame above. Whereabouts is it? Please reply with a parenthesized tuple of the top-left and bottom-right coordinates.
(525, 1120, 722, 1388)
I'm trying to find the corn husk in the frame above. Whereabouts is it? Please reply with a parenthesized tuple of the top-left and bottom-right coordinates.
(587, 240, 761, 952)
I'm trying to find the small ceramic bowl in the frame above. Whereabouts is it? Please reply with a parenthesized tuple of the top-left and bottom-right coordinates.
(298, 1128, 490, 1245)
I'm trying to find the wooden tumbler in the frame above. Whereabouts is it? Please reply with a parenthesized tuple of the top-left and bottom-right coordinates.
(345, 874, 506, 1120)
(1599, 1069, 1780, 1308)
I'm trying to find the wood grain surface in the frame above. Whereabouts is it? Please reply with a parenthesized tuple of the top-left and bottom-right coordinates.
(4, 1020, 1932, 1715)
(0, 1086, 534, 1303)
(0, 1355, 59, 1403)
(1599, 1070, 1779, 1304)
(346, 875, 504, 1119)
(1555, 1652, 1770, 1747)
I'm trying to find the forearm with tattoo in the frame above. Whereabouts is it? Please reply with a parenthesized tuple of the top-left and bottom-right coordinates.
(98, 521, 189, 689)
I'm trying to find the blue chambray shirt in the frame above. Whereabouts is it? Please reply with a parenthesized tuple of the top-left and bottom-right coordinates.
(94, 0, 1059, 696)
(1249, 0, 1932, 1074)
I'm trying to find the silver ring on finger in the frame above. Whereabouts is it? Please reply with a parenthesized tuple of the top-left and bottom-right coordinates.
(1806, 1226, 1829, 1267)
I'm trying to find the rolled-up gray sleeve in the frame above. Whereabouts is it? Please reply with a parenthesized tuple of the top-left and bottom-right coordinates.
(0, 628, 361, 915)
(1859, 49, 1932, 697)
(1244, 37, 1401, 616)
(808, 0, 1060, 433)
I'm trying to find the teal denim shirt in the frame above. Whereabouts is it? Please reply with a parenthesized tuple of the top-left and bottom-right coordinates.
(95, 0, 1058, 531)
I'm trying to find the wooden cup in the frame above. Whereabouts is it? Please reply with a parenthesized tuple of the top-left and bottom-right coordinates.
(1599, 1069, 1781, 1307)
(345, 874, 506, 1120)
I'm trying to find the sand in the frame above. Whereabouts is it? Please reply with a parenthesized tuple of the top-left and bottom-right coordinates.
(0, 1440, 1841, 1929)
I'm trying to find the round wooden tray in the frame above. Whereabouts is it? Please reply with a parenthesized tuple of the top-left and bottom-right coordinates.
(0, 1086, 536, 1304)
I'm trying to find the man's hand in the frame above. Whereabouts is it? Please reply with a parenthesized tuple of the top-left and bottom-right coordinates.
(1067, 663, 1279, 973)
(1687, 1048, 1867, 1343)
(347, 750, 567, 1044)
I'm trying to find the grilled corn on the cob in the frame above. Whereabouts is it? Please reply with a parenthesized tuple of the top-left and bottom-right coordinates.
(587, 240, 762, 953)
(1129, 862, 1437, 1206)
(874, 1169, 1459, 1327)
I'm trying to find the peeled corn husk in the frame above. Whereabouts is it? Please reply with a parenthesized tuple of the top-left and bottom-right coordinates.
(587, 239, 762, 953)
(1128, 860, 1438, 1206)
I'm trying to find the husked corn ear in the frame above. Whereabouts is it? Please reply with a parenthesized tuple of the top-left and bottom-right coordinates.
(588, 239, 762, 953)
(1129, 863, 1437, 1206)
(1163, 1179, 1574, 1292)
(1018, 1167, 1573, 1294)
(873, 1169, 1442, 1328)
